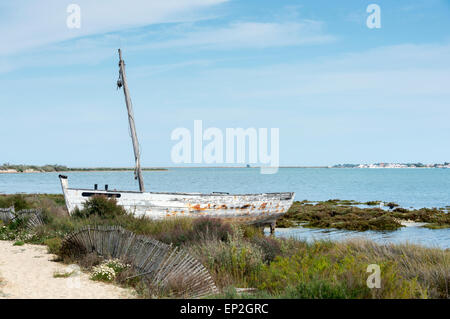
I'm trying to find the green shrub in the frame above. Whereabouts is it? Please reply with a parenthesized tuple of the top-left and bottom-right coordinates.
(13, 240, 25, 246)
(250, 236, 282, 263)
(7, 217, 26, 231)
(115, 216, 233, 246)
(281, 280, 356, 299)
(45, 237, 63, 254)
(241, 224, 264, 239)
(115, 215, 194, 245)
(73, 195, 126, 219)
(0, 194, 31, 211)
(190, 217, 233, 242)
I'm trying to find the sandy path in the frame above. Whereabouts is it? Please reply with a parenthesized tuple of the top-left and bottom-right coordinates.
(0, 241, 135, 299)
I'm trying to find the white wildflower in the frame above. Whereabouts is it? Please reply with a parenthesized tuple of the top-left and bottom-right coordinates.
(91, 264, 116, 282)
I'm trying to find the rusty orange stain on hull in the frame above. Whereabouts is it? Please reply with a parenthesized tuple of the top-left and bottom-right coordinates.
(188, 204, 208, 211)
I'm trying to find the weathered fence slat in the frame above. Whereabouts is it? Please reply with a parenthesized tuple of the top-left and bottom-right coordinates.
(0, 207, 15, 224)
(0, 208, 45, 230)
(61, 225, 218, 298)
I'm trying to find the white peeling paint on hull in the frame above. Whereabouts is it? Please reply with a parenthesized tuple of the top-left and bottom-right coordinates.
(59, 176, 294, 225)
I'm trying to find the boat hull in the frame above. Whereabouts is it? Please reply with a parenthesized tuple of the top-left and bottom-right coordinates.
(59, 176, 294, 226)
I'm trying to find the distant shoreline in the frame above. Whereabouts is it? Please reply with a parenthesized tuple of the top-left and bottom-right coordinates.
(0, 168, 168, 174)
(2, 166, 450, 174)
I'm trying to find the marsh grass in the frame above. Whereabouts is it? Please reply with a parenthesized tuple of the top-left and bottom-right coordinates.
(189, 237, 264, 288)
(339, 239, 449, 298)
(256, 240, 425, 298)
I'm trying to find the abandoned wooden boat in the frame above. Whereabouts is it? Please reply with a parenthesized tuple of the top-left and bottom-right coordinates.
(59, 49, 294, 231)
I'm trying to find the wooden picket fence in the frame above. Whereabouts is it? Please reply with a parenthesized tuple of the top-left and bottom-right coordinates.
(15, 209, 45, 230)
(61, 225, 219, 298)
(0, 207, 45, 230)
(0, 207, 15, 224)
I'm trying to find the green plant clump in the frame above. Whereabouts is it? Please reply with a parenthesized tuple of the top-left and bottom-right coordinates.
(278, 200, 450, 231)
(73, 195, 127, 219)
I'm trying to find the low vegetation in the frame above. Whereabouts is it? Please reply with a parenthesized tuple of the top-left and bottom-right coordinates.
(278, 199, 450, 231)
(0, 163, 167, 173)
(90, 259, 130, 282)
(13, 240, 24, 246)
(53, 271, 74, 278)
(0, 164, 68, 173)
(0, 194, 448, 299)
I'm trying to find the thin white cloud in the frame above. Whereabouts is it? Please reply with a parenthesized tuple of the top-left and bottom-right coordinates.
(0, 0, 227, 55)
(143, 21, 336, 50)
(1, 16, 336, 74)
(133, 42, 450, 106)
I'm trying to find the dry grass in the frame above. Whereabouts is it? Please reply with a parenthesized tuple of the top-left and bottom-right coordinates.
(338, 239, 449, 298)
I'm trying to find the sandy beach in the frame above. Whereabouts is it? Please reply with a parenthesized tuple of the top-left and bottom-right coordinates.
(0, 241, 135, 299)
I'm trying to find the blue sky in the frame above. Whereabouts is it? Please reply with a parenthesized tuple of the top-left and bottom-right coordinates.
(1, 0, 449, 167)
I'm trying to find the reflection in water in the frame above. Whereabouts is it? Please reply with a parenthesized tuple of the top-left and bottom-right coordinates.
(267, 225, 450, 249)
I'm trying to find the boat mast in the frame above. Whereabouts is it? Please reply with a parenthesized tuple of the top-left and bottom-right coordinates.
(117, 49, 145, 192)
